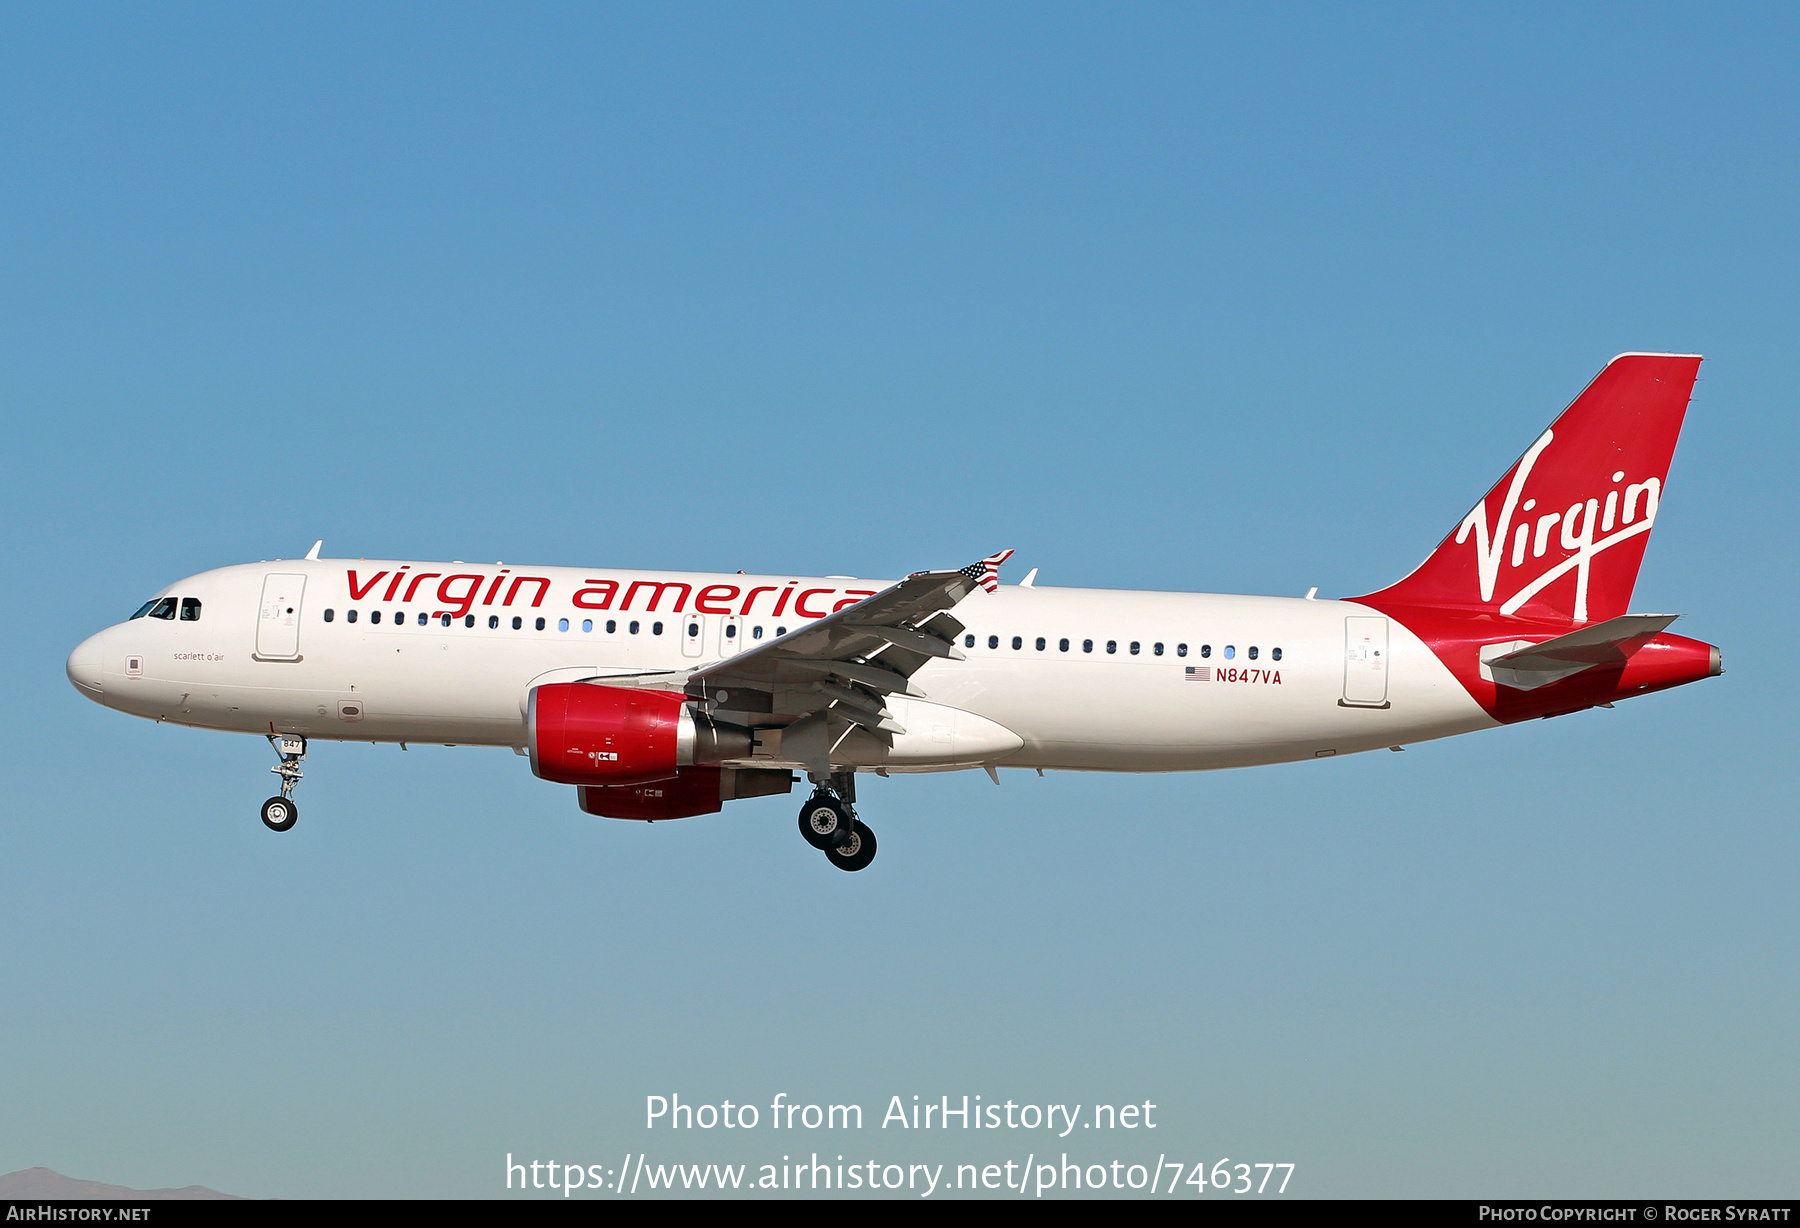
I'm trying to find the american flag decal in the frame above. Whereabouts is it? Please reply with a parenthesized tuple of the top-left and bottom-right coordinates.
(959, 548, 1014, 594)
(1185, 665, 1214, 681)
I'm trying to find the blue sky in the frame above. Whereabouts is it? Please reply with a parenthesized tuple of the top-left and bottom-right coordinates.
(2, 3, 1795, 1198)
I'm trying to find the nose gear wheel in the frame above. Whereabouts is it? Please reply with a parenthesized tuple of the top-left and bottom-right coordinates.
(261, 796, 298, 832)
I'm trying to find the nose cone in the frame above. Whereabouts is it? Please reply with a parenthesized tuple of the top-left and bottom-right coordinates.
(67, 631, 106, 702)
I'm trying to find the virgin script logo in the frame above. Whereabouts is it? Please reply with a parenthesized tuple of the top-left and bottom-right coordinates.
(1453, 428, 1662, 622)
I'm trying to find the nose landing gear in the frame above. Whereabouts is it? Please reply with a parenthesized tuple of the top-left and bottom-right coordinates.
(797, 771, 877, 871)
(262, 734, 305, 832)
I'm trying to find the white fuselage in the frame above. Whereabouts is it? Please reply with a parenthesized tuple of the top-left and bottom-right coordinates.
(69, 559, 1498, 774)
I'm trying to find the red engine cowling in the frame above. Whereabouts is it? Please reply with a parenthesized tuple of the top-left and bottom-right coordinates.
(580, 766, 796, 822)
(528, 683, 684, 787)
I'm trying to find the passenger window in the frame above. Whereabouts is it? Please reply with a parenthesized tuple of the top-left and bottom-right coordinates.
(371, 610, 382, 625)
(606, 620, 616, 633)
(653, 622, 663, 635)
(687, 622, 699, 637)
(964, 634, 975, 648)
(150, 598, 177, 620)
(559, 618, 570, 631)
(1153, 642, 1163, 656)
(488, 615, 499, 628)
(417, 612, 428, 626)
(1012, 636, 1022, 650)
(1177, 643, 1187, 657)
(180, 598, 202, 621)
(1272, 647, 1283, 661)
(130, 600, 157, 620)
(1248, 646, 1258, 660)
(464, 615, 475, 628)
(512, 616, 522, 630)
(583, 619, 593, 632)
(1083, 639, 1093, 653)
(753, 626, 764, 640)
(725, 623, 736, 638)
(1059, 638, 1070, 652)
(1106, 640, 1117, 654)
(629, 621, 640, 634)
(535, 617, 545, 630)
(1224, 645, 1236, 659)
(1129, 641, 1140, 655)
(324, 609, 335, 623)
(1035, 637, 1046, 651)
(776, 626, 788, 636)
(1200, 644, 1211, 658)
(989, 635, 999, 649)
(347, 610, 358, 624)
(441, 614, 453, 627)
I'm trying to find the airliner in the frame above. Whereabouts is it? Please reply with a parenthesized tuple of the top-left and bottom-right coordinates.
(66, 354, 1721, 870)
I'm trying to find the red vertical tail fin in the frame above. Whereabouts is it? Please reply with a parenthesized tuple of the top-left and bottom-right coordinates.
(1355, 353, 1701, 624)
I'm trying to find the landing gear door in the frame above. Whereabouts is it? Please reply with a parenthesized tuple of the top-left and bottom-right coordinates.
(1342, 615, 1390, 707)
(256, 573, 306, 661)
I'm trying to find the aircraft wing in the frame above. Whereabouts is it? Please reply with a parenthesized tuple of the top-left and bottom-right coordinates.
(685, 551, 1011, 769)
(690, 549, 1011, 708)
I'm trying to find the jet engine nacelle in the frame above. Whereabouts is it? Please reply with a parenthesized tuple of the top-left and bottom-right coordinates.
(527, 682, 752, 787)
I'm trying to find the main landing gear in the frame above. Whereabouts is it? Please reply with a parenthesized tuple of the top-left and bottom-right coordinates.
(797, 771, 877, 872)
(262, 733, 306, 832)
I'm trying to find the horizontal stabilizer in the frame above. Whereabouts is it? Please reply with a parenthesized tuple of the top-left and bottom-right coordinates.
(1483, 613, 1680, 691)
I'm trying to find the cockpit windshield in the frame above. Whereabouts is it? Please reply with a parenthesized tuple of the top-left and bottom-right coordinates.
(131, 596, 196, 620)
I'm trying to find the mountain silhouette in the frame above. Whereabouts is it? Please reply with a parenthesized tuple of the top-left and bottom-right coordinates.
(0, 1167, 240, 1199)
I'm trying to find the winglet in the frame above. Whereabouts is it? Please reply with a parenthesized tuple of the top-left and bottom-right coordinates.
(959, 548, 1014, 594)
(305, 540, 323, 560)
